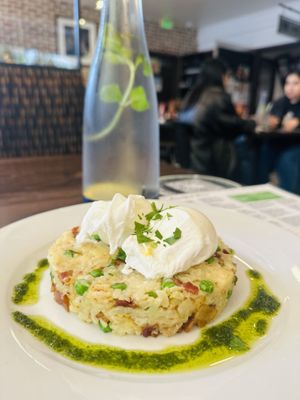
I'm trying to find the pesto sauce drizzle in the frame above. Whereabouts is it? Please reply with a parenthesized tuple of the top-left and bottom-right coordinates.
(11, 268, 281, 373)
(12, 258, 49, 305)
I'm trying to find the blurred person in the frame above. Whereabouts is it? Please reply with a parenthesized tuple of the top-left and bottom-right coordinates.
(259, 69, 300, 193)
(178, 58, 255, 180)
(268, 70, 300, 132)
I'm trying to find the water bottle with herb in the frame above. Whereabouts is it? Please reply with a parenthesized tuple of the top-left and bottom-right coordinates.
(82, 0, 159, 201)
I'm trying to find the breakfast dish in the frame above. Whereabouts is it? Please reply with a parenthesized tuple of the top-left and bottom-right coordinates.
(48, 194, 237, 337)
(3, 204, 298, 400)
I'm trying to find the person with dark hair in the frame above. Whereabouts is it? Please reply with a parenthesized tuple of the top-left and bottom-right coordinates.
(268, 69, 300, 131)
(178, 58, 255, 179)
(258, 69, 300, 194)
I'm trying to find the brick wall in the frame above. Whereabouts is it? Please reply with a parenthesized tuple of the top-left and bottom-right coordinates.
(0, 0, 197, 56)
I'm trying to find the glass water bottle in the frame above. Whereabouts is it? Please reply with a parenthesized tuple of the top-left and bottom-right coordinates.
(82, 0, 159, 201)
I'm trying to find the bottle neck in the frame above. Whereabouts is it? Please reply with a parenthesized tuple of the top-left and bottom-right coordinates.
(103, 0, 144, 37)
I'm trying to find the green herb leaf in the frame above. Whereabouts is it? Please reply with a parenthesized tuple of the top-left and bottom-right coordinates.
(227, 289, 233, 299)
(98, 319, 112, 333)
(89, 268, 104, 278)
(104, 24, 123, 54)
(164, 227, 182, 245)
(116, 248, 127, 262)
(137, 233, 153, 244)
(111, 282, 127, 291)
(134, 221, 152, 244)
(37, 258, 49, 268)
(120, 46, 132, 59)
(90, 233, 101, 242)
(130, 86, 149, 112)
(100, 84, 123, 103)
(147, 291, 158, 298)
(135, 221, 147, 233)
(173, 227, 182, 240)
(199, 280, 214, 294)
(74, 279, 89, 296)
(135, 54, 144, 67)
(161, 279, 175, 289)
(143, 59, 152, 77)
(155, 230, 163, 240)
(151, 202, 159, 212)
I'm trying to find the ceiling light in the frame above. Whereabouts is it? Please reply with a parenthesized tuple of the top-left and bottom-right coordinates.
(79, 18, 86, 26)
(96, 0, 104, 10)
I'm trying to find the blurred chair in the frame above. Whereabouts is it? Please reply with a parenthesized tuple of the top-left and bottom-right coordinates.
(0, 64, 84, 157)
(160, 121, 193, 168)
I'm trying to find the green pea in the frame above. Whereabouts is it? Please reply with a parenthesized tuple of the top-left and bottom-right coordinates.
(111, 282, 127, 291)
(160, 279, 175, 289)
(147, 291, 158, 298)
(89, 268, 104, 278)
(206, 256, 215, 264)
(74, 279, 89, 295)
(98, 320, 112, 333)
(199, 280, 214, 294)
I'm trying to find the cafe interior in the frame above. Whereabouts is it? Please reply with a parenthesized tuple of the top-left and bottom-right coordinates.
(2, 2, 300, 397)
(1, 0, 300, 225)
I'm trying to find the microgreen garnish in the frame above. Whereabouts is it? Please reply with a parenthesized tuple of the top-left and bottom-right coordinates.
(90, 233, 101, 242)
(155, 230, 163, 240)
(116, 248, 127, 262)
(133, 203, 181, 247)
(164, 228, 182, 246)
(134, 221, 152, 244)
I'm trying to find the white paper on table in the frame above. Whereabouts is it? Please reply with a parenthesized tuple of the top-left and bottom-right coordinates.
(161, 184, 300, 237)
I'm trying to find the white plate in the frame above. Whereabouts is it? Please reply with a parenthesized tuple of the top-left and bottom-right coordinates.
(1, 203, 300, 400)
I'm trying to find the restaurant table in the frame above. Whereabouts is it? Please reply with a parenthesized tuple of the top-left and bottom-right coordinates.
(250, 129, 300, 184)
(254, 129, 300, 142)
(0, 155, 192, 228)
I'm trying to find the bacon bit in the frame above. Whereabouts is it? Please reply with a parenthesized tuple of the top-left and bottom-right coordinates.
(114, 299, 137, 308)
(223, 249, 229, 254)
(96, 311, 109, 323)
(58, 270, 73, 284)
(142, 324, 159, 337)
(52, 284, 70, 311)
(173, 277, 182, 286)
(173, 278, 199, 295)
(71, 226, 80, 237)
(180, 315, 195, 333)
(182, 282, 199, 295)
